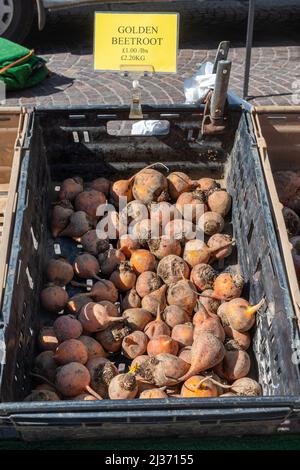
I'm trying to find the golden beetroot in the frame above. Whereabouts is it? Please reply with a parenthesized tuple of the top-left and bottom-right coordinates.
(143, 354, 189, 387)
(224, 326, 251, 351)
(34, 384, 57, 393)
(53, 315, 83, 342)
(150, 202, 177, 229)
(197, 177, 219, 193)
(217, 302, 230, 327)
(198, 211, 225, 236)
(59, 211, 93, 239)
(99, 210, 120, 239)
(162, 305, 190, 328)
(167, 280, 197, 315)
(123, 308, 152, 331)
(72, 393, 98, 401)
(79, 302, 123, 333)
(164, 219, 195, 241)
(141, 285, 167, 315)
(147, 335, 178, 357)
(110, 179, 133, 207)
(207, 233, 234, 261)
(179, 332, 225, 382)
(181, 375, 218, 398)
(148, 237, 181, 260)
(73, 253, 101, 280)
(118, 235, 141, 258)
(214, 350, 251, 381)
(96, 324, 131, 353)
(78, 335, 107, 359)
(131, 219, 152, 244)
(109, 370, 139, 400)
(140, 388, 168, 399)
(130, 249, 156, 275)
(193, 302, 218, 325)
(157, 255, 189, 286)
(38, 327, 59, 351)
(132, 168, 169, 205)
(51, 200, 74, 238)
(46, 257, 74, 286)
(183, 240, 211, 267)
(34, 351, 57, 382)
(87, 356, 118, 398)
(40, 285, 69, 314)
(74, 189, 106, 219)
(122, 331, 148, 359)
(124, 200, 149, 224)
(54, 339, 88, 365)
(122, 288, 141, 310)
(207, 189, 231, 217)
(144, 307, 171, 339)
(25, 390, 60, 402)
(58, 177, 83, 201)
(226, 298, 264, 332)
(178, 346, 192, 364)
(200, 290, 220, 314)
(110, 262, 136, 292)
(167, 172, 196, 200)
(81, 230, 109, 255)
(98, 248, 126, 277)
(176, 190, 207, 223)
(172, 323, 194, 349)
(190, 263, 217, 291)
(193, 302, 225, 342)
(90, 177, 110, 196)
(136, 271, 162, 298)
(231, 377, 261, 396)
(213, 273, 244, 301)
(55, 362, 91, 397)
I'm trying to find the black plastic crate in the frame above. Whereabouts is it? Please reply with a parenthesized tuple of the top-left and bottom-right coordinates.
(0, 104, 300, 441)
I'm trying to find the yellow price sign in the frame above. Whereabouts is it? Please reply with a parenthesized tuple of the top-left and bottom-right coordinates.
(94, 12, 179, 73)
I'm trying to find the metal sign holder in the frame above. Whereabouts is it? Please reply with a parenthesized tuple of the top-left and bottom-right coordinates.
(120, 65, 155, 119)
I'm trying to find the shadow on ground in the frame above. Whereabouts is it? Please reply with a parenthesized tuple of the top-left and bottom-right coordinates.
(25, 1, 300, 54)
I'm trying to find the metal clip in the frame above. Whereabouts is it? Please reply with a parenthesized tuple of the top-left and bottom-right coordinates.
(129, 79, 143, 120)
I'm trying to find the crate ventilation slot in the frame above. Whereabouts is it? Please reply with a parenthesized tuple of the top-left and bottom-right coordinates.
(247, 221, 254, 245)
(97, 114, 117, 120)
(26, 267, 34, 289)
(69, 114, 86, 121)
(72, 131, 79, 143)
(268, 253, 275, 278)
(83, 131, 90, 143)
(30, 227, 38, 250)
(253, 259, 262, 282)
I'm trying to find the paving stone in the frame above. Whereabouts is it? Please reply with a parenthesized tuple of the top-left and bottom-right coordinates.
(2, 2, 300, 107)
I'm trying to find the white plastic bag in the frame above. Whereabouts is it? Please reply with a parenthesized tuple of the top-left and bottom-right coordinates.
(184, 62, 215, 104)
(184, 61, 252, 111)
(131, 120, 170, 136)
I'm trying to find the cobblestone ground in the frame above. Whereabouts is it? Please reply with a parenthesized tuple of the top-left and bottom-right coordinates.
(4, 1, 300, 107)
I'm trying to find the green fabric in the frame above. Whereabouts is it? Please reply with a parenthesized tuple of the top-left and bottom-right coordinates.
(0, 38, 48, 91)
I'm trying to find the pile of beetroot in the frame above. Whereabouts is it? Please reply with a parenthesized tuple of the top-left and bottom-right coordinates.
(274, 170, 300, 281)
(26, 167, 263, 402)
